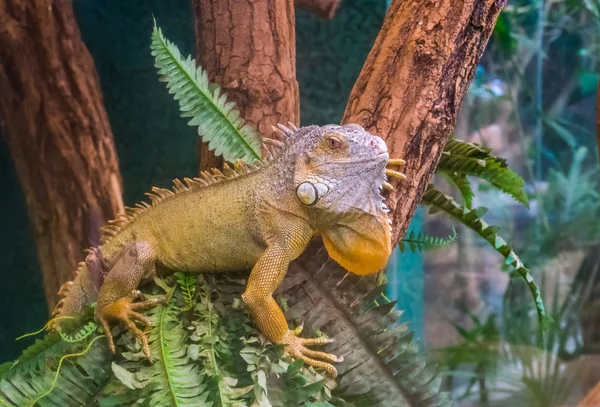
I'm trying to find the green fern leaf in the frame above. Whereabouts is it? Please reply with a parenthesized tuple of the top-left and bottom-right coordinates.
(437, 139, 529, 207)
(175, 272, 197, 311)
(399, 227, 457, 253)
(151, 22, 262, 164)
(421, 185, 550, 329)
(2, 333, 61, 378)
(0, 335, 111, 406)
(442, 171, 474, 209)
(59, 320, 98, 343)
(139, 289, 211, 407)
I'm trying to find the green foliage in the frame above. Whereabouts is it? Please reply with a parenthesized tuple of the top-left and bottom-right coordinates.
(59, 320, 99, 343)
(176, 272, 197, 311)
(436, 139, 529, 207)
(0, 271, 450, 406)
(399, 227, 458, 253)
(432, 313, 500, 402)
(435, 262, 590, 406)
(441, 172, 474, 209)
(420, 185, 549, 330)
(533, 146, 600, 252)
(0, 330, 110, 407)
(150, 22, 262, 164)
(139, 288, 209, 406)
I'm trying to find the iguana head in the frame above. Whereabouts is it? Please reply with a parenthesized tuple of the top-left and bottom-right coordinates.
(282, 124, 399, 276)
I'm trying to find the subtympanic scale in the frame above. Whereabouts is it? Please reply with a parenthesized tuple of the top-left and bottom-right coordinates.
(296, 181, 330, 205)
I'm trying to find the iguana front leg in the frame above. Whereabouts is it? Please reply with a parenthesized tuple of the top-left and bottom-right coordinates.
(243, 221, 341, 377)
(95, 241, 163, 359)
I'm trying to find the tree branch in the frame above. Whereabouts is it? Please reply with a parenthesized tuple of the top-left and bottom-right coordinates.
(341, 0, 506, 244)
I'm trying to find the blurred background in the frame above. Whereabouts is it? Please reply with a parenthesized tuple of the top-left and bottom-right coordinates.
(1, 0, 599, 405)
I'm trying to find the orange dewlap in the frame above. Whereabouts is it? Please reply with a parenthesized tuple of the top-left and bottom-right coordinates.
(320, 217, 392, 275)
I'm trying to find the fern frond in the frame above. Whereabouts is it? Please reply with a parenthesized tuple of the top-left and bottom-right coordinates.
(437, 139, 529, 207)
(441, 171, 474, 209)
(2, 333, 62, 378)
(421, 185, 550, 329)
(59, 320, 98, 343)
(93, 373, 145, 407)
(399, 227, 457, 253)
(138, 286, 210, 407)
(0, 335, 111, 406)
(175, 272, 197, 311)
(151, 22, 262, 164)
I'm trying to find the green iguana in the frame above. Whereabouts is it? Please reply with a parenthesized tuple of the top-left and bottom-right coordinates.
(52, 123, 406, 378)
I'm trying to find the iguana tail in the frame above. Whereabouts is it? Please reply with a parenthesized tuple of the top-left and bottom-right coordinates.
(50, 248, 106, 328)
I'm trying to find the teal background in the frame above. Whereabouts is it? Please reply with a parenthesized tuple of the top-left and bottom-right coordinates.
(0, 0, 424, 361)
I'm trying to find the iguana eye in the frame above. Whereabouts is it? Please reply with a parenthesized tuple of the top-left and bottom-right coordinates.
(327, 136, 343, 150)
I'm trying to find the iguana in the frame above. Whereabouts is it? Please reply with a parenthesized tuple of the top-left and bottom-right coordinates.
(52, 123, 406, 378)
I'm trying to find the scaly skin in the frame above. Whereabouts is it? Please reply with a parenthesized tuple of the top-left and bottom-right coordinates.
(53, 124, 406, 377)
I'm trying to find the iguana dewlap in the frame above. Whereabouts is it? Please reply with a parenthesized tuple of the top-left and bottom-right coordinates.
(53, 123, 406, 377)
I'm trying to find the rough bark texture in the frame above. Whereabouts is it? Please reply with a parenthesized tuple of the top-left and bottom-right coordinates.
(0, 0, 123, 308)
(579, 380, 600, 407)
(295, 0, 342, 19)
(192, 0, 299, 171)
(342, 0, 506, 244)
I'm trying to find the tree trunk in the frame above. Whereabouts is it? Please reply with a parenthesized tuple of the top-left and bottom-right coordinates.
(0, 0, 123, 308)
(342, 0, 506, 245)
(192, 0, 299, 171)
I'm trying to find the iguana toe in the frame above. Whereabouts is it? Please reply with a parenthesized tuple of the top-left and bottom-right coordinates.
(281, 330, 341, 378)
(96, 291, 164, 360)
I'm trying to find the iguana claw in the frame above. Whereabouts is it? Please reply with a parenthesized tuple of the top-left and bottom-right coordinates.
(387, 158, 406, 167)
(281, 328, 341, 378)
(96, 290, 164, 360)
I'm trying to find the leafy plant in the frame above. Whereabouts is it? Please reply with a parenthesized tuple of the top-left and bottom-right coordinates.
(417, 137, 548, 329)
(0, 269, 452, 406)
(529, 146, 600, 255)
(283, 250, 452, 406)
(151, 22, 262, 164)
(399, 227, 458, 253)
(434, 256, 592, 407)
(436, 138, 529, 207)
(421, 184, 548, 329)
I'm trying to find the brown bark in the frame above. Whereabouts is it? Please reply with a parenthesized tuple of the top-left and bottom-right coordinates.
(192, 0, 299, 171)
(295, 0, 342, 19)
(342, 0, 506, 244)
(579, 379, 600, 407)
(0, 0, 123, 308)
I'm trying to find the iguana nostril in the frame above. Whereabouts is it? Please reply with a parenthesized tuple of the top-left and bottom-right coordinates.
(370, 137, 388, 153)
